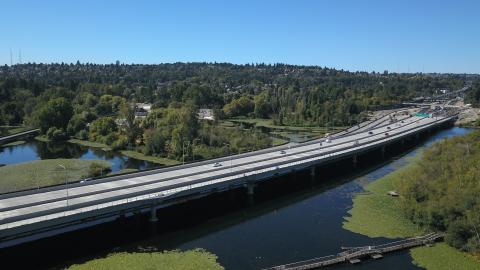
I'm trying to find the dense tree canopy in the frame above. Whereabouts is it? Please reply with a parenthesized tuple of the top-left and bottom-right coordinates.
(399, 131, 480, 252)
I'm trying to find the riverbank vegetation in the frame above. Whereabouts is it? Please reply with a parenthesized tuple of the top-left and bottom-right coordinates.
(399, 131, 480, 253)
(67, 249, 224, 270)
(1, 140, 26, 147)
(343, 131, 480, 269)
(342, 162, 424, 238)
(0, 159, 111, 193)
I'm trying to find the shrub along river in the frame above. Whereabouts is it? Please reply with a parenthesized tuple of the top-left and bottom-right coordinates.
(0, 127, 473, 269)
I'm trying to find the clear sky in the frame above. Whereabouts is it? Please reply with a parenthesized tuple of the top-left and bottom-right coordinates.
(1, 0, 479, 73)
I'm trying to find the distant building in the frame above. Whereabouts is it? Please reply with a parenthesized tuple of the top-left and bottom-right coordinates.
(198, 109, 215, 121)
(135, 103, 152, 119)
(136, 103, 152, 112)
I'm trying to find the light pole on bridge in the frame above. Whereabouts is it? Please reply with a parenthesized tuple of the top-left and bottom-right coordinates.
(57, 163, 68, 208)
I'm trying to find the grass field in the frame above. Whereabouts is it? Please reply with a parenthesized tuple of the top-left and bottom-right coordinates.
(342, 158, 480, 269)
(271, 137, 288, 146)
(0, 159, 111, 193)
(120, 150, 180, 165)
(67, 249, 224, 270)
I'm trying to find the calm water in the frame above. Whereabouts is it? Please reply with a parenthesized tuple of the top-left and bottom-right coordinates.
(0, 127, 472, 270)
(0, 140, 156, 172)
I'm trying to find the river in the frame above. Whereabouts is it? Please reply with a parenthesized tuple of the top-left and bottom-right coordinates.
(0, 139, 156, 171)
(0, 127, 472, 270)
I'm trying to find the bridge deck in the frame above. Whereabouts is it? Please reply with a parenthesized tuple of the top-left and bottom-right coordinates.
(0, 112, 456, 247)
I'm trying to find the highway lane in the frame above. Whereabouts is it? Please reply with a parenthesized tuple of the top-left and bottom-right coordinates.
(0, 115, 447, 228)
(0, 113, 420, 212)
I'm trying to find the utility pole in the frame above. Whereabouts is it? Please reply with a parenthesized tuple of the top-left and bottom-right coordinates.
(58, 164, 68, 208)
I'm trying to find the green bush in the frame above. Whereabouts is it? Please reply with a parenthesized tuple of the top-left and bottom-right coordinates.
(46, 127, 67, 141)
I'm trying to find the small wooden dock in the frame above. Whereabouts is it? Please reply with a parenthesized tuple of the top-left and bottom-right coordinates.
(263, 233, 444, 270)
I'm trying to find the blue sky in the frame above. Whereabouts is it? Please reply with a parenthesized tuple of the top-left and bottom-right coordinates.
(1, 0, 479, 73)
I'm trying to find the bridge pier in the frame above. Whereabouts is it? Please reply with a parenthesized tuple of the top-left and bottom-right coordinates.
(149, 206, 159, 222)
(352, 155, 358, 168)
(381, 146, 386, 158)
(246, 183, 256, 196)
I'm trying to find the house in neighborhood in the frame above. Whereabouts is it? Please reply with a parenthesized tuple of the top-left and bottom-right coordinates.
(198, 109, 215, 121)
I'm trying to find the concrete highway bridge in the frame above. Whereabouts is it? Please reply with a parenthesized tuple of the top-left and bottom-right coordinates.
(0, 111, 457, 248)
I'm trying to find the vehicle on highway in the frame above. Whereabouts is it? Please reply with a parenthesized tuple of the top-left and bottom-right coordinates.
(213, 162, 222, 167)
(385, 132, 390, 136)
(387, 126, 391, 129)
(280, 150, 286, 154)
(353, 140, 359, 146)
(368, 131, 374, 135)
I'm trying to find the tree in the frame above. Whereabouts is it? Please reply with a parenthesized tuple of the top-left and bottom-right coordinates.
(120, 102, 142, 146)
(37, 98, 73, 134)
(254, 92, 270, 118)
(223, 96, 254, 117)
(89, 117, 117, 142)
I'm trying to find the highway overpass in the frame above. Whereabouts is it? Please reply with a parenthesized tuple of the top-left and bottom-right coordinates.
(0, 112, 457, 248)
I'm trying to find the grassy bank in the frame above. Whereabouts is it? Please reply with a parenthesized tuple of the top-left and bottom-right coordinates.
(68, 138, 112, 150)
(1, 140, 26, 147)
(342, 159, 480, 269)
(0, 125, 31, 135)
(0, 159, 111, 193)
(227, 117, 346, 132)
(120, 150, 180, 165)
(107, 168, 138, 176)
(67, 249, 224, 270)
(411, 243, 480, 270)
(342, 162, 424, 238)
(34, 135, 50, 142)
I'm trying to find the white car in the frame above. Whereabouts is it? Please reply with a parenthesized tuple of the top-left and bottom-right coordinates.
(280, 150, 286, 154)
(213, 162, 222, 167)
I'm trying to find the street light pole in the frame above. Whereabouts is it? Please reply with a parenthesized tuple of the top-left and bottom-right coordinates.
(192, 138, 200, 162)
(57, 164, 68, 208)
(182, 141, 190, 165)
(223, 143, 232, 173)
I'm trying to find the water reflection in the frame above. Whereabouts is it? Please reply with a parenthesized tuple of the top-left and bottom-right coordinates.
(0, 140, 157, 172)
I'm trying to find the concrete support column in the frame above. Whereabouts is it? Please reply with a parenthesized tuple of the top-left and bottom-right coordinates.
(149, 206, 159, 223)
(352, 154, 358, 168)
(246, 183, 255, 196)
(381, 146, 386, 158)
(310, 167, 316, 178)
